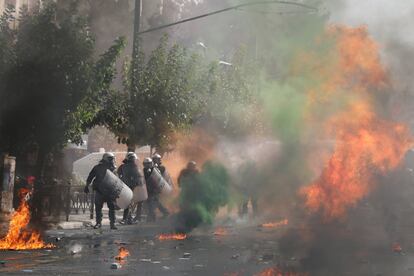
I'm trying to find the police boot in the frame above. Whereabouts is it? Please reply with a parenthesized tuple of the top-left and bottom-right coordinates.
(93, 223, 102, 229)
(110, 223, 118, 230)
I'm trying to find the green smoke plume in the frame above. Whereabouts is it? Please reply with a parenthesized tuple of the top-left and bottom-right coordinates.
(175, 161, 230, 233)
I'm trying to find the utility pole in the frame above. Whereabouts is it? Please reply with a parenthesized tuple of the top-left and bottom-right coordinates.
(130, 0, 141, 92)
(127, 0, 142, 152)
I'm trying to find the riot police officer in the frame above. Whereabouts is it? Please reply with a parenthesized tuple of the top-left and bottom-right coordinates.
(143, 157, 169, 222)
(84, 152, 118, 229)
(118, 152, 142, 224)
(178, 161, 199, 187)
(152, 153, 170, 217)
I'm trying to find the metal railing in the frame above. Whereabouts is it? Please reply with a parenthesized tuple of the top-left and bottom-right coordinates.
(69, 186, 94, 219)
(35, 180, 95, 222)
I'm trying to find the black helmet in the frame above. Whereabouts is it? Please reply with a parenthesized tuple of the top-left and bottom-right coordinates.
(152, 153, 162, 165)
(187, 161, 197, 170)
(102, 152, 115, 163)
(125, 152, 138, 161)
(143, 157, 153, 168)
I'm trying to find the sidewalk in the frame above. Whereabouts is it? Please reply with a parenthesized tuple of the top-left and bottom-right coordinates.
(54, 207, 125, 230)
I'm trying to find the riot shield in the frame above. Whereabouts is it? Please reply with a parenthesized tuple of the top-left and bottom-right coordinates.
(149, 167, 172, 194)
(101, 170, 133, 209)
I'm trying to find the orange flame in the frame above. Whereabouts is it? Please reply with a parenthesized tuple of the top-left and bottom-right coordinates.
(255, 267, 308, 276)
(0, 189, 54, 250)
(261, 219, 289, 228)
(213, 227, 228, 236)
(392, 243, 402, 253)
(299, 26, 413, 220)
(157, 233, 187, 241)
(115, 246, 130, 260)
(224, 273, 241, 276)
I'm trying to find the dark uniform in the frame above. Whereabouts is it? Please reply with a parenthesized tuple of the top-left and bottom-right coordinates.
(144, 166, 169, 221)
(85, 160, 116, 228)
(178, 165, 199, 187)
(154, 164, 170, 217)
(118, 159, 143, 223)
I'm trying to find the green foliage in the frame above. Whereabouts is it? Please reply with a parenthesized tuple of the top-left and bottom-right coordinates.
(0, 3, 124, 160)
(176, 161, 230, 233)
(0, 6, 15, 74)
(195, 47, 262, 138)
(119, 35, 199, 152)
(114, 36, 261, 151)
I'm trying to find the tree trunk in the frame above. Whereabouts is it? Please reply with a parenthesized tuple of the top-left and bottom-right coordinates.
(31, 146, 48, 225)
(127, 143, 136, 153)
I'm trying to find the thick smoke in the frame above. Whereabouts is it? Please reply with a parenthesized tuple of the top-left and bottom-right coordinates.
(271, 3, 414, 275)
(174, 161, 230, 233)
(61, 3, 414, 274)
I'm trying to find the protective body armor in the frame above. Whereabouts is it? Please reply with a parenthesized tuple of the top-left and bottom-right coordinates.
(100, 169, 133, 209)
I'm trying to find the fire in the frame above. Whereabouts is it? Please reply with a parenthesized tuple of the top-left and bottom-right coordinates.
(299, 26, 413, 220)
(213, 227, 228, 236)
(392, 242, 402, 253)
(0, 189, 54, 250)
(224, 273, 241, 276)
(157, 233, 187, 240)
(261, 219, 289, 228)
(302, 103, 412, 219)
(115, 246, 130, 260)
(255, 267, 308, 276)
(223, 272, 241, 276)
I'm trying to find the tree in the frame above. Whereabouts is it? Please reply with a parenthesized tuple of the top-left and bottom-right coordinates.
(97, 37, 261, 153)
(107, 35, 199, 153)
(0, 3, 125, 179)
(0, 7, 16, 119)
(194, 47, 262, 139)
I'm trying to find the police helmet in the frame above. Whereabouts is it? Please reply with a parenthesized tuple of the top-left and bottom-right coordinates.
(143, 157, 153, 168)
(152, 153, 162, 163)
(188, 161, 197, 169)
(126, 152, 138, 161)
(102, 152, 115, 163)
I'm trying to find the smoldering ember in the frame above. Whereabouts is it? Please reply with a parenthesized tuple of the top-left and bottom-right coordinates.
(1, 1, 414, 276)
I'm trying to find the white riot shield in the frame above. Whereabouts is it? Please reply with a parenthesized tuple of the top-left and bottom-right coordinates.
(132, 181, 148, 203)
(163, 170, 174, 189)
(149, 167, 172, 194)
(101, 170, 133, 209)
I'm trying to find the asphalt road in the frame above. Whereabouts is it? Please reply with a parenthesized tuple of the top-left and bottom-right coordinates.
(1, 215, 414, 276)
(0, 216, 293, 276)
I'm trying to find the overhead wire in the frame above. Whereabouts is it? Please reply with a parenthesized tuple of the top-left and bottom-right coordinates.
(138, 1, 318, 35)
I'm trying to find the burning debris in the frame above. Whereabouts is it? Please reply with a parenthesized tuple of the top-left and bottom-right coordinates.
(224, 272, 241, 276)
(213, 227, 229, 236)
(157, 233, 187, 241)
(111, 246, 130, 269)
(115, 246, 130, 261)
(260, 219, 289, 229)
(0, 189, 54, 250)
(254, 267, 308, 276)
(392, 243, 403, 254)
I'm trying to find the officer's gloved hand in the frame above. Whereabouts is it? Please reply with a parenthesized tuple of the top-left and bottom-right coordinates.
(84, 186, 89, 194)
